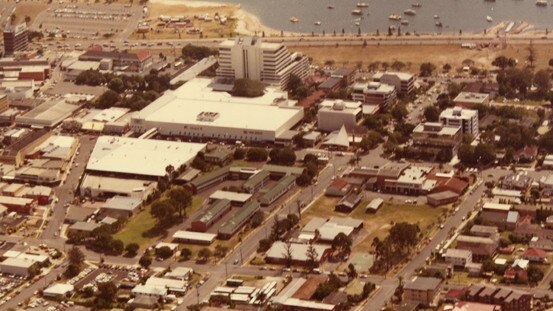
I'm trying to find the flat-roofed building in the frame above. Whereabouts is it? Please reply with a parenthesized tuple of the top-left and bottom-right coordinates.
(456, 235, 498, 261)
(0, 129, 51, 167)
(101, 196, 143, 218)
(0, 196, 34, 214)
(412, 122, 462, 155)
(426, 191, 459, 207)
(440, 107, 479, 136)
(218, 201, 260, 239)
(209, 190, 252, 206)
(352, 82, 397, 111)
(79, 49, 152, 72)
(403, 276, 441, 305)
(372, 71, 415, 94)
(453, 92, 490, 108)
(0, 257, 37, 277)
(173, 230, 216, 245)
(131, 78, 304, 143)
(317, 100, 362, 132)
(216, 37, 309, 90)
(86, 136, 205, 179)
(259, 175, 297, 206)
(190, 199, 231, 232)
(80, 174, 156, 200)
(444, 248, 472, 267)
(3, 23, 28, 55)
(15, 99, 82, 128)
(470, 225, 499, 238)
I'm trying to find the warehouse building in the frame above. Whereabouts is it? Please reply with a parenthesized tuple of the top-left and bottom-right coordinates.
(131, 78, 304, 143)
(0, 257, 37, 277)
(85, 136, 206, 179)
(101, 196, 143, 218)
(190, 199, 231, 232)
(15, 99, 82, 128)
(218, 201, 260, 239)
(80, 175, 157, 200)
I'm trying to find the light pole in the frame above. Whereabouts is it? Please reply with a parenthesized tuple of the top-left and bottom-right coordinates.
(196, 284, 200, 304)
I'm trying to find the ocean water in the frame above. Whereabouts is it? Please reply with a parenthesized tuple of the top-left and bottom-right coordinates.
(187, 0, 553, 33)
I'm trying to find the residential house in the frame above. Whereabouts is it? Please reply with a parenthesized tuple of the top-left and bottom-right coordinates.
(513, 146, 538, 163)
(522, 248, 547, 263)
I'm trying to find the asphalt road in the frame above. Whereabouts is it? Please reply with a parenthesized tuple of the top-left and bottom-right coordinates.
(41, 135, 97, 240)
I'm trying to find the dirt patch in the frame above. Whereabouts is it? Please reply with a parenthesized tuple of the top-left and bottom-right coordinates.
(13, 3, 48, 25)
(291, 43, 553, 71)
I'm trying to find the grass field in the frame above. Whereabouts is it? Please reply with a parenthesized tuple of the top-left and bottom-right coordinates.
(290, 43, 553, 71)
(114, 196, 204, 248)
(301, 196, 446, 254)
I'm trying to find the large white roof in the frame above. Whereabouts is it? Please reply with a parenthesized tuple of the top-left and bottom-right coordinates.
(86, 136, 205, 177)
(134, 78, 302, 132)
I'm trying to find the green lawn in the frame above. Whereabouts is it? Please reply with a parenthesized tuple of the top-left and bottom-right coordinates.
(114, 196, 204, 248)
(300, 196, 446, 254)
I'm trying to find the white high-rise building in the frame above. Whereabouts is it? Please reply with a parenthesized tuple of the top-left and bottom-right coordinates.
(439, 107, 479, 136)
(216, 37, 309, 89)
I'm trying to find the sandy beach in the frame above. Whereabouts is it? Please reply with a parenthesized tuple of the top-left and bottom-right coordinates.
(149, 0, 280, 36)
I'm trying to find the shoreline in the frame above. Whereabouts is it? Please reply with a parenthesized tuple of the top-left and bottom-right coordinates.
(148, 0, 549, 39)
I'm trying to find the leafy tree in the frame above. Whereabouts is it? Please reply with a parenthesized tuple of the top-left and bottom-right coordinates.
(492, 56, 516, 70)
(96, 90, 120, 109)
(156, 246, 174, 259)
(423, 106, 440, 122)
(167, 186, 192, 218)
(181, 44, 217, 60)
(534, 69, 550, 94)
(68, 246, 84, 266)
(305, 244, 319, 270)
(442, 63, 452, 72)
(332, 232, 352, 255)
(75, 69, 105, 86)
(258, 238, 272, 252)
(198, 248, 212, 262)
(95, 281, 117, 308)
(125, 243, 139, 256)
(180, 248, 192, 261)
(233, 148, 246, 160)
(64, 263, 81, 278)
(250, 210, 265, 228)
(269, 147, 296, 165)
(109, 239, 124, 255)
(528, 264, 544, 284)
(283, 241, 293, 267)
(108, 78, 124, 93)
(232, 79, 265, 97)
(419, 62, 436, 77)
(214, 245, 229, 258)
(347, 263, 358, 279)
(246, 148, 268, 162)
(391, 104, 408, 121)
(150, 199, 176, 226)
(359, 130, 383, 152)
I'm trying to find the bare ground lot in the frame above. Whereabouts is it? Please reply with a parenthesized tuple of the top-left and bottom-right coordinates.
(291, 43, 553, 71)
